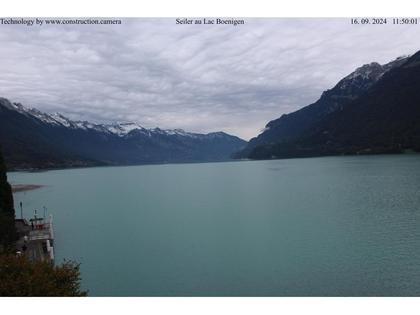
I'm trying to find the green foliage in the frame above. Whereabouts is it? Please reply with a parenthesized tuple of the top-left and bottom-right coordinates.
(0, 148, 17, 250)
(0, 148, 14, 214)
(0, 149, 87, 296)
(0, 212, 17, 253)
(0, 254, 87, 296)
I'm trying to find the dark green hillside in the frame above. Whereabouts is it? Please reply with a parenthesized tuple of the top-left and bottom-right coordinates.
(0, 149, 17, 251)
(243, 52, 420, 160)
(235, 57, 407, 158)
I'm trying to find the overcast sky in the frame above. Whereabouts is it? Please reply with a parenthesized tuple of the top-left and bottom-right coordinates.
(0, 18, 419, 140)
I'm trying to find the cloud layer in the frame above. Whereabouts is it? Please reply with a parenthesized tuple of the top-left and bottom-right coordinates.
(0, 18, 418, 139)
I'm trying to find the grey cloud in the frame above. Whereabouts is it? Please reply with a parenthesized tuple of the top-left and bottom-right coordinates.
(0, 18, 419, 140)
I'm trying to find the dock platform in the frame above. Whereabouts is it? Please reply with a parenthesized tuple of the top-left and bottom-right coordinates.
(15, 215, 55, 263)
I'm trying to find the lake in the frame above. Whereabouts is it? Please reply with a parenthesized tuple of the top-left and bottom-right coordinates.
(8, 154, 420, 296)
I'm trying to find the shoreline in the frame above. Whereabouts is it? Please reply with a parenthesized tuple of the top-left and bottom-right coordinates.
(12, 184, 45, 193)
(7, 158, 244, 173)
(6, 151, 420, 174)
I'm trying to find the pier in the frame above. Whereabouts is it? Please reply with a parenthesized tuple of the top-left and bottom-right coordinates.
(15, 210, 55, 263)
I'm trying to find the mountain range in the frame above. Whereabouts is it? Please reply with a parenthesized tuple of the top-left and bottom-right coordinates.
(2, 50, 420, 169)
(0, 98, 246, 170)
(236, 51, 420, 159)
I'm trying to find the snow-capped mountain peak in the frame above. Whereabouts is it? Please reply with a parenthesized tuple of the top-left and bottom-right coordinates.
(7, 101, 72, 127)
(338, 56, 409, 90)
(0, 99, 222, 139)
(103, 122, 145, 136)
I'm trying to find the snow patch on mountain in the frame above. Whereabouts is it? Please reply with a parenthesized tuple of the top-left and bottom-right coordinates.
(1, 99, 226, 139)
(339, 56, 409, 90)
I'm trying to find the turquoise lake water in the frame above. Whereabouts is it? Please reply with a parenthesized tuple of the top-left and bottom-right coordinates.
(8, 155, 420, 296)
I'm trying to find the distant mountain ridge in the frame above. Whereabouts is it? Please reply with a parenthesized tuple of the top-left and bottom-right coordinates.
(3, 100, 228, 139)
(236, 53, 420, 159)
(0, 98, 246, 170)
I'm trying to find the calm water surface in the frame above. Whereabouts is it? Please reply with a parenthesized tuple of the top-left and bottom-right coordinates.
(8, 155, 420, 296)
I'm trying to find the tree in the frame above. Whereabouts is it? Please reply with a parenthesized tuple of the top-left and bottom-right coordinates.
(0, 254, 87, 296)
(0, 149, 87, 296)
(0, 148, 17, 251)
